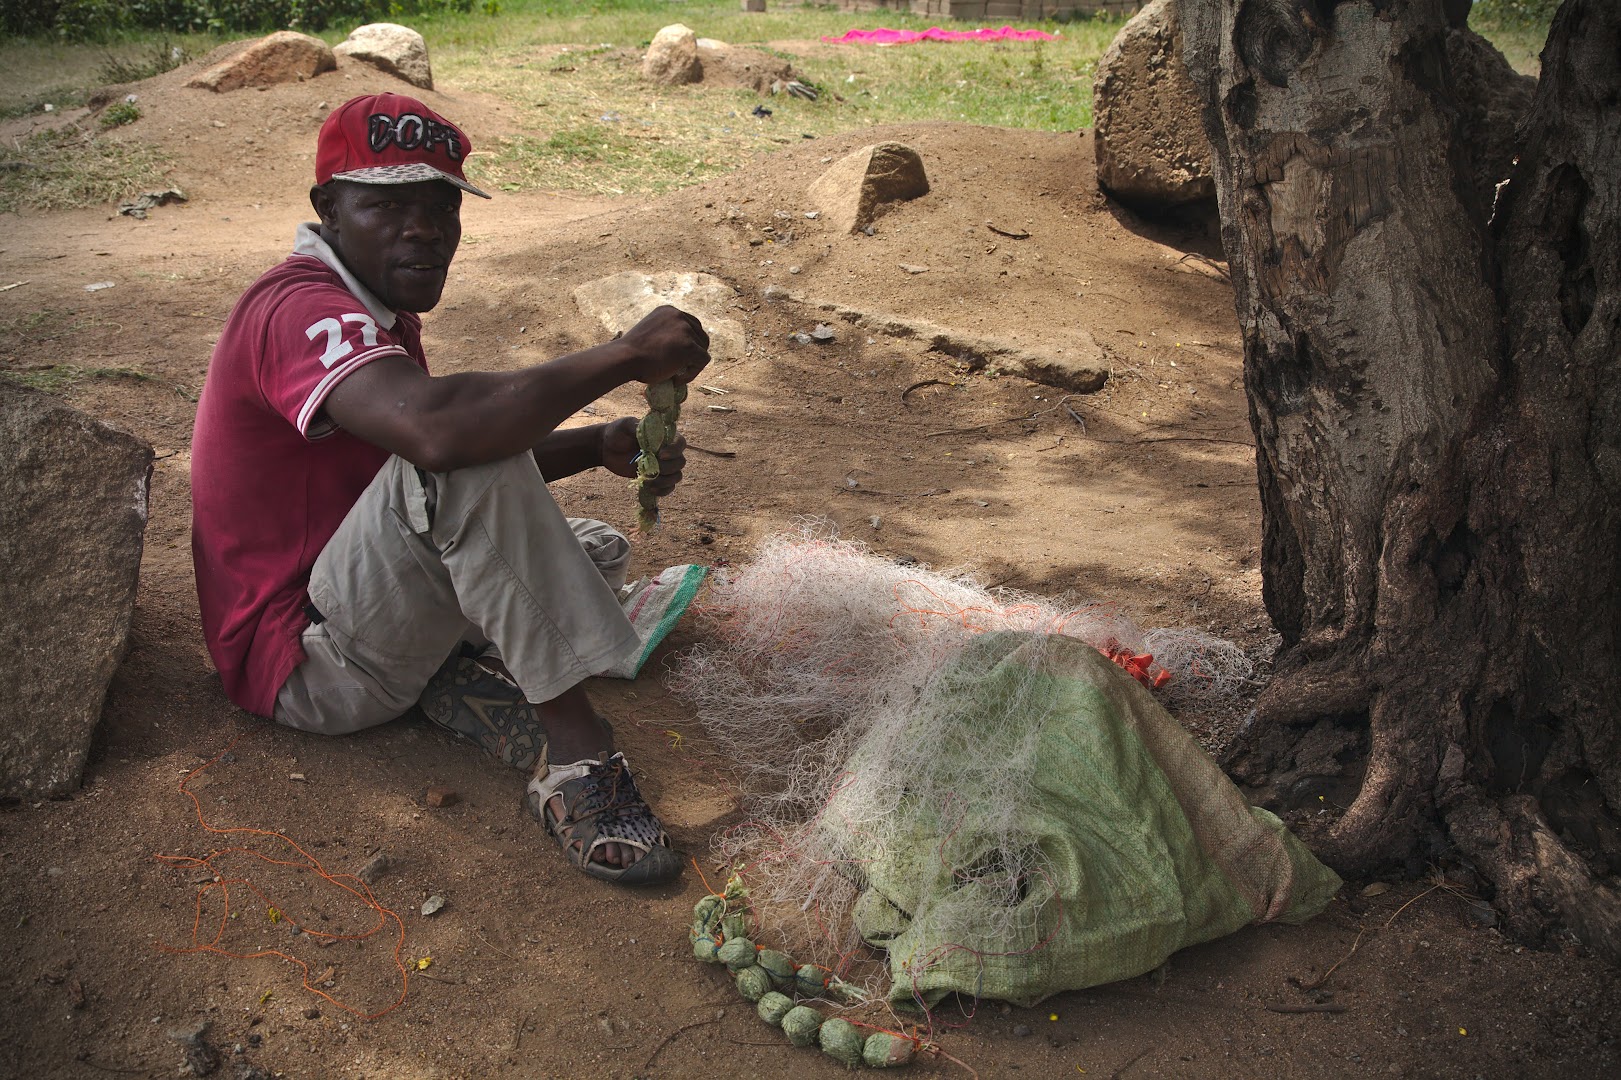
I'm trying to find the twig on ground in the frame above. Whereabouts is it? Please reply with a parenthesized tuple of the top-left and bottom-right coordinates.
(901, 378, 951, 401)
(685, 444, 737, 458)
(839, 485, 950, 498)
(1109, 1047, 1150, 1079)
(985, 221, 1030, 239)
(1302, 882, 1446, 991)
(474, 928, 522, 963)
(1176, 253, 1230, 280)
(932, 1045, 981, 1079)
(1264, 1002, 1347, 1014)
(641, 1016, 722, 1072)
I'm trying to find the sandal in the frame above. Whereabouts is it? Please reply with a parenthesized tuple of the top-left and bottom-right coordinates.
(524, 752, 683, 885)
(418, 653, 548, 772)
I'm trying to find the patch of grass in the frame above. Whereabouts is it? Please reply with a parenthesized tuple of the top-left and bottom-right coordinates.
(0, 31, 223, 120)
(0, 126, 170, 213)
(97, 39, 190, 84)
(480, 121, 734, 196)
(1, 365, 151, 395)
(99, 101, 141, 129)
(0, 308, 96, 349)
(1470, 7, 1550, 77)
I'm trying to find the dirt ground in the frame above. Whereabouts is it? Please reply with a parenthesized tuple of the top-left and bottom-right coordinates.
(2, 49, 1618, 1080)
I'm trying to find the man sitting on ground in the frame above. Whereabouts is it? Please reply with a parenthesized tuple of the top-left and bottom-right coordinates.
(190, 93, 709, 885)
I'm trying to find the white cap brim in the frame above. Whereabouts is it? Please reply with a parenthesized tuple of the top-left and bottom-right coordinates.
(330, 162, 492, 199)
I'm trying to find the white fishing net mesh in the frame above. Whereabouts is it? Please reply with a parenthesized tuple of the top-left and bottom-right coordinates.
(669, 523, 1255, 995)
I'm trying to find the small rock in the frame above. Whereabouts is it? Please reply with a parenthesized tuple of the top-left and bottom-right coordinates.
(357, 852, 390, 885)
(788, 332, 813, 345)
(424, 785, 457, 808)
(83, 281, 115, 292)
(42, 103, 54, 113)
(899, 264, 929, 274)
(803, 210, 820, 219)
(810, 324, 836, 342)
(1013, 1024, 1032, 1037)
(288, 772, 306, 782)
(1360, 881, 1390, 897)
(302, 1006, 321, 1020)
(421, 894, 447, 917)
(788, 265, 801, 275)
(168, 1021, 219, 1076)
(763, 284, 790, 300)
(210, 119, 226, 128)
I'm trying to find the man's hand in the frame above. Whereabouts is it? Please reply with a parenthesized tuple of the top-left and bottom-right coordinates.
(619, 305, 711, 387)
(601, 417, 686, 496)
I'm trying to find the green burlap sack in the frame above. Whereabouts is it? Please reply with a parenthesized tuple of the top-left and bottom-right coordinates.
(826, 631, 1341, 1008)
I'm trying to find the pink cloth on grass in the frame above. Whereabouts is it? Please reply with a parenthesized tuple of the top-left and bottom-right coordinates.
(823, 26, 1059, 45)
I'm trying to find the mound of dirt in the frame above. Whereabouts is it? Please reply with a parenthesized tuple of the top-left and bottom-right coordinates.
(1, 42, 1616, 1080)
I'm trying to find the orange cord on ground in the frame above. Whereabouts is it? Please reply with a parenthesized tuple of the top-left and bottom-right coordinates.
(153, 734, 412, 1020)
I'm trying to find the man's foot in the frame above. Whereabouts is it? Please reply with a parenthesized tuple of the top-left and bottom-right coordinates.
(524, 752, 682, 885)
(524, 683, 680, 883)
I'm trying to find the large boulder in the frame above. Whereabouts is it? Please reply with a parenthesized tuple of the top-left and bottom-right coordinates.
(807, 142, 930, 235)
(643, 23, 702, 86)
(186, 30, 336, 93)
(573, 271, 745, 363)
(334, 22, 434, 91)
(0, 381, 153, 798)
(1092, 0, 1213, 211)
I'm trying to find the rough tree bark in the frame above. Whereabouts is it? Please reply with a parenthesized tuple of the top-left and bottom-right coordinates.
(1175, 0, 1621, 958)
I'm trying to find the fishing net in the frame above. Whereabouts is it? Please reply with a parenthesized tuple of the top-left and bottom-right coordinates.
(671, 525, 1339, 1009)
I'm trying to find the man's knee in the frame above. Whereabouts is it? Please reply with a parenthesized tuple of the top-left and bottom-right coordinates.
(571, 518, 630, 591)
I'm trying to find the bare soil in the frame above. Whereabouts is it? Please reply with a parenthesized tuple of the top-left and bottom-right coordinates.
(2, 53, 1616, 1080)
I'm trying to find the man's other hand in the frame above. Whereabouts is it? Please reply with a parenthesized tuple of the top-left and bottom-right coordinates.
(619, 305, 710, 386)
(601, 417, 686, 496)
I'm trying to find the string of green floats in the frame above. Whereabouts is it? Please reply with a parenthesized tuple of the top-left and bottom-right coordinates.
(689, 885, 924, 1069)
(635, 379, 686, 533)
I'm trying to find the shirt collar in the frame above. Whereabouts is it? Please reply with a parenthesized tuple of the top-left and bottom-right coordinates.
(292, 222, 398, 330)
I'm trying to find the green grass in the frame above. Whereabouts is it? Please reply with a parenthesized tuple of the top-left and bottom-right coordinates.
(1, 365, 152, 394)
(0, 0, 1554, 203)
(0, 126, 170, 213)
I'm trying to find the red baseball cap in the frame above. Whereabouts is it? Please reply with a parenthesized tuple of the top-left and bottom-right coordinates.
(315, 93, 491, 199)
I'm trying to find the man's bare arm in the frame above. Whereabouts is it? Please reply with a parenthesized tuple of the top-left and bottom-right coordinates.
(323, 305, 708, 473)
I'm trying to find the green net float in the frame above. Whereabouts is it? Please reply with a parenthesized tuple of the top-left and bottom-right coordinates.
(863, 1031, 917, 1068)
(692, 934, 720, 963)
(756, 948, 797, 988)
(646, 380, 679, 412)
(781, 1005, 823, 1048)
(717, 936, 756, 971)
(735, 964, 773, 1002)
(795, 963, 829, 996)
(636, 411, 670, 454)
(721, 912, 749, 940)
(756, 991, 794, 1027)
(818, 1017, 865, 1067)
(692, 895, 724, 931)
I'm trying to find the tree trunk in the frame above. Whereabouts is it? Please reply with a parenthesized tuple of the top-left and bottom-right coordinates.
(1175, 0, 1621, 959)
